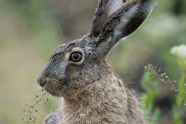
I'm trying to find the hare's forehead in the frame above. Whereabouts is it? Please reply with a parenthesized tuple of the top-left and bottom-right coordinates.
(54, 41, 83, 55)
(54, 44, 69, 55)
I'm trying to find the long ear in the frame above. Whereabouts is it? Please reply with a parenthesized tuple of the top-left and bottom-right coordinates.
(92, 0, 158, 56)
(91, 0, 126, 37)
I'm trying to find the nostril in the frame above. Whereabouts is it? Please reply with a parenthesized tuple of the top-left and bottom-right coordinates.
(37, 75, 48, 87)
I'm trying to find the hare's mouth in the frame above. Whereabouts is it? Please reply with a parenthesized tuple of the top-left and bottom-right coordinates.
(40, 80, 47, 87)
(41, 79, 70, 97)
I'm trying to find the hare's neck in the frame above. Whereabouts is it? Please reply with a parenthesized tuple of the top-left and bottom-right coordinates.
(59, 73, 141, 123)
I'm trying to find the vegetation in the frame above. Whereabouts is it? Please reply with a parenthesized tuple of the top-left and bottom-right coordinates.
(141, 45, 186, 124)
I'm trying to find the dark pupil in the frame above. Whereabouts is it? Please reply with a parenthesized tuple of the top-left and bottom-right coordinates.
(72, 53, 79, 59)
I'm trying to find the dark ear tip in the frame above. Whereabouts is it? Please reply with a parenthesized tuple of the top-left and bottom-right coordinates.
(123, 0, 126, 3)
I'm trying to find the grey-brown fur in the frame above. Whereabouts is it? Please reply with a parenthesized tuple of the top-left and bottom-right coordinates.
(37, 0, 158, 123)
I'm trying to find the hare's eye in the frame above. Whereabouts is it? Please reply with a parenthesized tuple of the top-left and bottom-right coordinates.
(70, 52, 82, 62)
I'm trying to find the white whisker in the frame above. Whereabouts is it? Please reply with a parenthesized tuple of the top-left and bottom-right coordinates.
(58, 23, 63, 36)
(51, 30, 56, 35)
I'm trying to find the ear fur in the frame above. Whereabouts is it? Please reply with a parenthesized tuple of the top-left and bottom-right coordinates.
(92, 0, 158, 56)
(91, 0, 126, 37)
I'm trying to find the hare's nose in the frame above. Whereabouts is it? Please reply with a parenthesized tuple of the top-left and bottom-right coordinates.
(37, 74, 48, 87)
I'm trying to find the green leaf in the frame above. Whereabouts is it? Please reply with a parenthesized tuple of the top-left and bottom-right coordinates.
(172, 105, 177, 119)
(151, 108, 161, 123)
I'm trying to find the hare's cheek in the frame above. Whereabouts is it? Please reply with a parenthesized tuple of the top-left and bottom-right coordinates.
(42, 80, 69, 97)
(42, 81, 57, 95)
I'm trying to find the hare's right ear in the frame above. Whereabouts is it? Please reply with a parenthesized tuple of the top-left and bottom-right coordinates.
(90, 0, 157, 57)
(91, 0, 126, 37)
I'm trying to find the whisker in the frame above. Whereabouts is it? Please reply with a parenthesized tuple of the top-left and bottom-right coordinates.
(58, 23, 63, 36)
(36, 56, 44, 63)
(76, 28, 79, 39)
(44, 38, 51, 42)
(51, 30, 56, 35)
(30, 61, 42, 70)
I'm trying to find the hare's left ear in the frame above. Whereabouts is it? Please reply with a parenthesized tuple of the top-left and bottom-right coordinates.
(90, 0, 158, 56)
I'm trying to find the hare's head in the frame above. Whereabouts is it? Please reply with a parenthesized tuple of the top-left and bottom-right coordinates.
(37, 0, 157, 97)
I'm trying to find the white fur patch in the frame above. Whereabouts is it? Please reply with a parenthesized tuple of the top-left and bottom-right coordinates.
(119, 36, 127, 42)
(108, 0, 123, 16)
(114, 4, 139, 38)
(85, 45, 94, 54)
(113, 0, 157, 40)
(140, 0, 157, 13)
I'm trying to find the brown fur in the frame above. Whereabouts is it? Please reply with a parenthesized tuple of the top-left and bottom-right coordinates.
(37, 0, 158, 123)
(60, 72, 145, 124)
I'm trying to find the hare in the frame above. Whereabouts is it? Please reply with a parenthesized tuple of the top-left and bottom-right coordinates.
(37, 0, 158, 123)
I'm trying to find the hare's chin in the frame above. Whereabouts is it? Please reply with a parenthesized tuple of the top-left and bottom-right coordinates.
(42, 83, 67, 97)
(43, 87, 62, 97)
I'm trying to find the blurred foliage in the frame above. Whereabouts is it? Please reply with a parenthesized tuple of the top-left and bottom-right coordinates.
(141, 45, 186, 124)
(140, 71, 161, 123)
(171, 45, 186, 124)
(0, 0, 186, 124)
